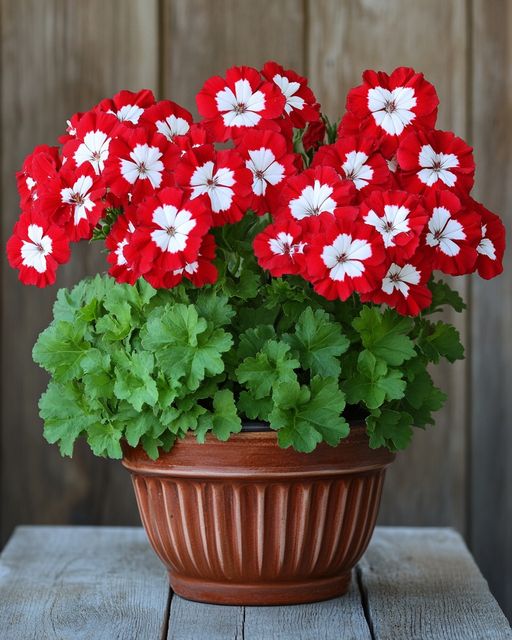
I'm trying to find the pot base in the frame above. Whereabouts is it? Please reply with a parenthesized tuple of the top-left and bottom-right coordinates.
(170, 570, 352, 606)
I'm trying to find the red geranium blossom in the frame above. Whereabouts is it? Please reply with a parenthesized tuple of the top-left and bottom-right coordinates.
(141, 100, 193, 141)
(196, 66, 285, 141)
(303, 120, 326, 152)
(97, 89, 156, 126)
(16, 145, 61, 208)
(276, 166, 355, 226)
(62, 111, 122, 175)
(360, 190, 427, 261)
(103, 128, 177, 203)
(174, 144, 252, 226)
(261, 61, 320, 128)
(344, 67, 439, 152)
(471, 200, 506, 279)
(424, 190, 480, 275)
(312, 135, 390, 199)
(6, 210, 70, 287)
(126, 187, 210, 279)
(37, 164, 105, 241)
(362, 256, 433, 316)
(105, 209, 138, 284)
(254, 218, 306, 277)
(173, 123, 213, 155)
(235, 130, 298, 215)
(304, 212, 386, 300)
(58, 112, 84, 144)
(397, 129, 474, 196)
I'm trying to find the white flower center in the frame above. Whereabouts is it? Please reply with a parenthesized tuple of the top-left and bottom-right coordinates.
(150, 204, 196, 253)
(382, 263, 421, 298)
(120, 143, 164, 188)
(364, 204, 411, 247)
(156, 114, 190, 141)
(272, 74, 304, 114)
(425, 206, 466, 256)
(190, 161, 235, 213)
(21, 224, 53, 273)
(246, 147, 285, 196)
(417, 144, 459, 187)
(60, 174, 95, 225)
(216, 79, 266, 128)
(321, 233, 372, 281)
(342, 151, 374, 190)
(367, 86, 417, 135)
(268, 232, 298, 256)
(74, 130, 111, 174)
(289, 180, 337, 220)
(115, 238, 129, 266)
(108, 104, 144, 124)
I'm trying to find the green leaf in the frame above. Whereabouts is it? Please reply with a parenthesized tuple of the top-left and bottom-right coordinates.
(211, 389, 242, 440)
(269, 377, 348, 452)
(87, 422, 123, 458)
(81, 349, 113, 399)
(237, 325, 277, 360)
(113, 351, 158, 411)
(420, 321, 464, 363)
(427, 279, 466, 313)
(402, 364, 447, 426)
(353, 307, 416, 366)
(284, 307, 349, 376)
(366, 409, 413, 451)
(235, 340, 299, 399)
(33, 321, 90, 382)
(238, 391, 273, 422)
(95, 300, 132, 341)
(344, 350, 406, 410)
(39, 382, 96, 456)
(195, 290, 235, 327)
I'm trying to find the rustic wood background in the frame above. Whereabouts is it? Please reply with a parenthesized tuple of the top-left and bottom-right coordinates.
(1, 0, 510, 620)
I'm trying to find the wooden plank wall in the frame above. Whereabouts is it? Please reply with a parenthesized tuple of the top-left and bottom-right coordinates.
(0, 0, 510, 620)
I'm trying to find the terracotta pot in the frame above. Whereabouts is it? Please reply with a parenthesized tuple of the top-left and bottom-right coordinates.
(122, 424, 394, 605)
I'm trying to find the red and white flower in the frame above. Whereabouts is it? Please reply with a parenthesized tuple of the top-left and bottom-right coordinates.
(196, 66, 285, 141)
(105, 209, 138, 284)
(397, 129, 474, 195)
(97, 89, 155, 126)
(126, 187, 210, 278)
(261, 61, 320, 128)
(344, 67, 439, 151)
(235, 130, 297, 215)
(304, 213, 386, 300)
(303, 120, 326, 152)
(6, 210, 70, 287)
(254, 219, 305, 277)
(174, 145, 252, 226)
(16, 145, 61, 208)
(276, 166, 355, 226)
(362, 257, 433, 316)
(424, 191, 480, 275)
(360, 190, 427, 260)
(38, 164, 105, 240)
(470, 200, 506, 279)
(141, 100, 193, 141)
(62, 111, 122, 175)
(312, 135, 390, 198)
(103, 128, 177, 203)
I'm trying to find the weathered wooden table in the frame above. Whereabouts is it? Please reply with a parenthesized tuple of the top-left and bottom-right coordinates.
(0, 526, 510, 639)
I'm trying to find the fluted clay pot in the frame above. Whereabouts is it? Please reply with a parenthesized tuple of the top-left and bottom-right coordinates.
(122, 423, 394, 606)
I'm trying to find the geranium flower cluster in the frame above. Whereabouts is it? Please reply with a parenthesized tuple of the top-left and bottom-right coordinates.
(7, 64, 505, 315)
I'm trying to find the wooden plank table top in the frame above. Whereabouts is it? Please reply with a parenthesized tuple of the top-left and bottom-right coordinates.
(0, 526, 509, 639)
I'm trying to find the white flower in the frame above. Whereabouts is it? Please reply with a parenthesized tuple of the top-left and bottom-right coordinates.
(417, 144, 459, 187)
(115, 239, 129, 266)
(342, 151, 374, 190)
(216, 79, 266, 128)
(74, 130, 111, 174)
(425, 206, 465, 256)
(109, 104, 144, 125)
(289, 180, 337, 219)
(381, 263, 420, 297)
(367, 86, 416, 135)
(272, 74, 304, 114)
(120, 144, 164, 188)
(246, 147, 284, 196)
(21, 224, 53, 273)
(364, 204, 411, 247)
(268, 232, 297, 256)
(190, 161, 235, 213)
(60, 175, 95, 225)
(322, 233, 372, 281)
(477, 224, 496, 259)
(150, 205, 196, 253)
(155, 115, 190, 141)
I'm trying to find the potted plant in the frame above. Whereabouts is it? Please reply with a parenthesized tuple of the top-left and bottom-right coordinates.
(7, 63, 505, 606)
